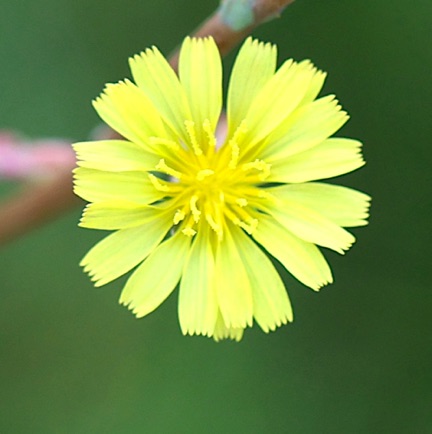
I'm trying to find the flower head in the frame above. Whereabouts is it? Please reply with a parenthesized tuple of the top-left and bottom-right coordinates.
(73, 37, 370, 341)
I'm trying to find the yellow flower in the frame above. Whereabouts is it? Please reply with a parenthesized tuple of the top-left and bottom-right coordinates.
(73, 37, 370, 341)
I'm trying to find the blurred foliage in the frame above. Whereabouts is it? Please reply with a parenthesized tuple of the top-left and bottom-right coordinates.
(0, 0, 431, 433)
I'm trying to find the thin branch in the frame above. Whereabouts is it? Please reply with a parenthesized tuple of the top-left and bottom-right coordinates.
(0, 0, 296, 246)
(169, 0, 295, 69)
(0, 171, 80, 245)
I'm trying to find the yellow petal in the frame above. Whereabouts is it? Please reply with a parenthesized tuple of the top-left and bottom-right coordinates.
(129, 46, 192, 142)
(79, 202, 158, 230)
(252, 215, 333, 291)
(73, 168, 164, 205)
(267, 199, 355, 254)
(178, 225, 218, 337)
(179, 37, 222, 143)
(241, 59, 318, 150)
(227, 37, 277, 137)
(271, 183, 371, 227)
(299, 63, 327, 105)
(262, 95, 349, 161)
(73, 140, 159, 172)
(80, 212, 172, 287)
(213, 311, 244, 342)
(93, 80, 167, 149)
(230, 228, 293, 333)
(269, 137, 365, 183)
(214, 224, 253, 329)
(120, 232, 191, 318)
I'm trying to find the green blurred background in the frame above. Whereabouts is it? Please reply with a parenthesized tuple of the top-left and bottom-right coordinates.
(0, 0, 431, 432)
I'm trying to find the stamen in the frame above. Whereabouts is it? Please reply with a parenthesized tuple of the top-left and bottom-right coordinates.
(181, 215, 197, 237)
(224, 207, 241, 225)
(203, 201, 223, 240)
(182, 227, 197, 237)
(234, 205, 257, 226)
(238, 219, 258, 234)
(256, 190, 273, 199)
(148, 174, 172, 192)
(224, 206, 258, 235)
(205, 214, 223, 240)
(228, 120, 247, 169)
(173, 209, 185, 225)
(184, 120, 202, 155)
(242, 159, 271, 180)
(203, 119, 216, 149)
(236, 198, 248, 207)
(156, 159, 182, 179)
(232, 120, 248, 142)
(196, 169, 214, 181)
(190, 195, 201, 222)
(149, 136, 180, 151)
(241, 187, 274, 201)
(228, 140, 240, 169)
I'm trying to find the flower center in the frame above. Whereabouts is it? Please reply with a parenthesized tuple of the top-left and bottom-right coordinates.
(149, 119, 272, 241)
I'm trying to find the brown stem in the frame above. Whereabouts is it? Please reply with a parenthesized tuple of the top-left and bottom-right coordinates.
(253, 0, 296, 23)
(0, 171, 81, 245)
(169, 0, 295, 70)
